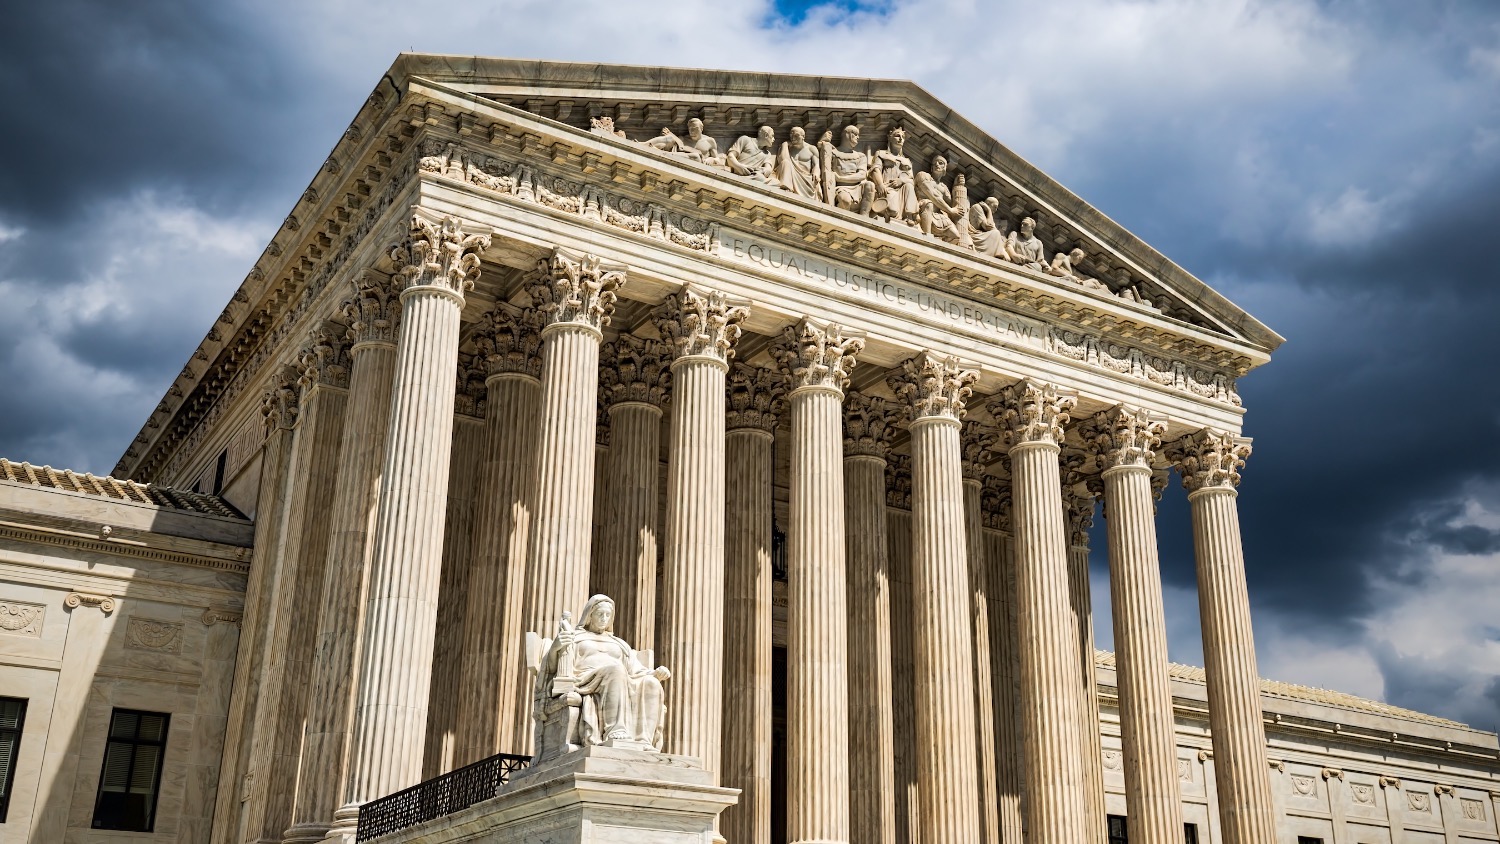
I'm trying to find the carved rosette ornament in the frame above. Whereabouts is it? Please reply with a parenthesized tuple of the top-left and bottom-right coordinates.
(528, 248, 627, 331)
(390, 213, 491, 299)
(988, 379, 1078, 449)
(981, 475, 1011, 532)
(1080, 406, 1168, 471)
(771, 318, 864, 394)
(725, 363, 787, 433)
(260, 367, 301, 434)
(344, 271, 403, 348)
(654, 286, 750, 362)
(843, 392, 898, 458)
(887, 353, 979, 422)
(296, 323, 353, 391)
(960, 419, 999, 481)
(470, 307, 544, 379)
(600, 335, 672, 409)
(885, 453, 912, 510)
(1166, 429, 1253, 493)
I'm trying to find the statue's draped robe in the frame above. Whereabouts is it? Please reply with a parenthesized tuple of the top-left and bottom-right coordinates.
(571, 631, 665, 747)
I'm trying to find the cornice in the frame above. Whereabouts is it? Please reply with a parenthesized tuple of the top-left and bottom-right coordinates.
(0, 516, 252, 576)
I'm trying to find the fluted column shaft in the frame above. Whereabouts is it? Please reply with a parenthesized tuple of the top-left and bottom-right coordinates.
(962, 478, 999, 844)
(886, 490, 919, 844)
(787, 384, 851, 843)
(1104, 465, 1183, 842)
(984, 527, 1024, 842)
(1011, 439, 1087, 843)
(722, 423, 774, 844)
(285, 320, 397, 843)
(845, 453, 896, 844)
(456, 371, 541, 762)
(1191, 485, 1275, 843)
(598, 402, 663, 650)
(1067, 536, 1106, 843)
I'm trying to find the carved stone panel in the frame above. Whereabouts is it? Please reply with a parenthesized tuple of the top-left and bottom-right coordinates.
(125, 617, 185, 654)
(1290, 774, 1317, 797)
(0, 600, 44, 637)
(1407, 790, 1432, 813)
(1462, 798, 1485, 821)
(1349, 783, 1377, 806)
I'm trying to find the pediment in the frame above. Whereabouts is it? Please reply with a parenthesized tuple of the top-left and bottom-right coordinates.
(389, 54, 1282, 354)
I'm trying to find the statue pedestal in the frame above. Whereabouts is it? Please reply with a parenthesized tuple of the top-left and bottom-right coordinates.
(372, 746, 738, 843)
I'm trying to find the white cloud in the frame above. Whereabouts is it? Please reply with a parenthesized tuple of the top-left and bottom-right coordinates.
(1302, 187, 1394, 249)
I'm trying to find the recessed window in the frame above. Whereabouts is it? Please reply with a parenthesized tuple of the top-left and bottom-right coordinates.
(1107, 814, 1127, 844)
(1185, 822, 1199, 844)
(91, 709, 169, 832)
(1297, 837, 1325, 844)
(0, 697, 26, 822)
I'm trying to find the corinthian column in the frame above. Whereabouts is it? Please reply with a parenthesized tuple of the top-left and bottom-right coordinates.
(594, 334, 671, 652)
(772, 318, 864, 844)
(960, 421, 1001, 844)
(981, 476, 1024, 843)
(332, 213, 489, 832)
(887, 353, 982, 844)
(721, 364, 785, 844)
(885, 455, 920, 844)
(284, 274, 400, 844)
(455, 308, 543, 764)
(655, 286, 749, 780)
(843, 392, 899, 844)
(1080, 406, 1183, 844)
(520, 249, 626, 656)
(989, 379, 1086, 844)
(1167, 429, 1276, 844)
(1061, 452, 1105, 844)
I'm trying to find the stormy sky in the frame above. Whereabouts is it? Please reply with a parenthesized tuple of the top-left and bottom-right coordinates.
(2, 0, 1498, 730)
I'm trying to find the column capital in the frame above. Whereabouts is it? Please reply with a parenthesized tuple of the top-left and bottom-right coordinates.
(981, 475, 1011, 532)
(844, 391, 898, 459)
(454, 353, 487, 419)
(472, 307, 544, 380)
(726, 362, 787, 433)
(771, 317, 864, 394)
(988, 379, 1078, 449)
(64, 592, 117, 613)
(529, 248, 627, 331)
(1166, 428, 1252, 493)
(1079, 405, 1168, 471)
(296, 322, 353, 392)
(261, 366, 301, 434)
(887, 352, 978, 422)
(654, 285, 750, 362)
(1062, 482, 1096, 548)
(344, 271, 402, 348)
(960, 420, 999, 481)
(601, 334, 672, 410)
(885, 453, 912, 511)
(390, 212, 491, 300)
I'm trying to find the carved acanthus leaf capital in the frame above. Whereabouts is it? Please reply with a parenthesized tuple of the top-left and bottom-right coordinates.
(725, 362, 787, 432)
(843, 392, 898, 458)
(454, 353, 487, 418)
(960, 420, 999, 481)
(528, 248, 627, 331)
(885, 453, 912, 510)
(1081, 405, 1168, 470)
(390, 213, 491, 298)
(886, 353, 979, 422)
(601, 334, 672, 409)
(296, 323, 353, 391)
(260, 367, 301, 434)
(653, 286, 750, 362)
(471, 307, 544, 379)
(1062, 480, 1097, 547)
(771, 318, 864, 393)
(1167, 428, 1252, 493)
(982, 475, 1012, 532)
(988, 379, 1078, 448)
(344, 271, 402, 347)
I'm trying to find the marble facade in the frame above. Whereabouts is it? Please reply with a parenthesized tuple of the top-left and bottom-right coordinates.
(2, 55, 1499, 844)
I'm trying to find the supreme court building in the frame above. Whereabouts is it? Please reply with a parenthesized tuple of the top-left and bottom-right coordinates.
(2, 55, 1499, 844)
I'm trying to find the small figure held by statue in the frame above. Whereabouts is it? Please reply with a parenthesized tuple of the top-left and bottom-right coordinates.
(527, 594, 670, 762)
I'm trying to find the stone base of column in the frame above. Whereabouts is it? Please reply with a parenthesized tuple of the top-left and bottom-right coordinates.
(321, 804, 360, 844)
(363, 746, 739, 843)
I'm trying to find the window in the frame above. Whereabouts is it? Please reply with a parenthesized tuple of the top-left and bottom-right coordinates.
(1108, 814, 1128, 844)
(0, 697, 26, 822)
(1297, 838, 1325, 844)
(91, 709, 169, 832)
(1185, 823, 1199, 844)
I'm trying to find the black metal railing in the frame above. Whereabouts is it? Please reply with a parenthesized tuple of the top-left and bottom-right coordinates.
(355, 752, 531, 841)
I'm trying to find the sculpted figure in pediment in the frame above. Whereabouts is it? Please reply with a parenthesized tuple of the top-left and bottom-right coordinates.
(644, 117, 723, 166)
(967, 197, 1008, 258)
(1049, 248, 1112, 293)
(776, 126, 824, 201)
(871, 126, 919, 225)
(820, 125, 876, 216)
(590, 116, 627, 138)
(1005, 216, 1048, 269)
(915, 155, 974, 248)
(726, 125, 780, 185)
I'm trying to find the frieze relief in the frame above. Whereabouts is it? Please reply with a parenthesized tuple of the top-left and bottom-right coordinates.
(125, 617, 184, 654)
(1350, 783, 1376, 805)
(1407, 790, 1432, 812)
(1462, 798, 1486, 821)
(0, 600, 44, 637)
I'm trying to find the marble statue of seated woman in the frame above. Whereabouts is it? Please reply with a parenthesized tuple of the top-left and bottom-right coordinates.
(530, 594, 670, 760)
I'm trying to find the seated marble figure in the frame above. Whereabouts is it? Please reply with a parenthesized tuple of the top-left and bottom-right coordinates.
(527, 594, 670, 762)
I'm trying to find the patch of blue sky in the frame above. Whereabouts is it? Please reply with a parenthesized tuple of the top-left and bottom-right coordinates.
(766, 0, 891, 27)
